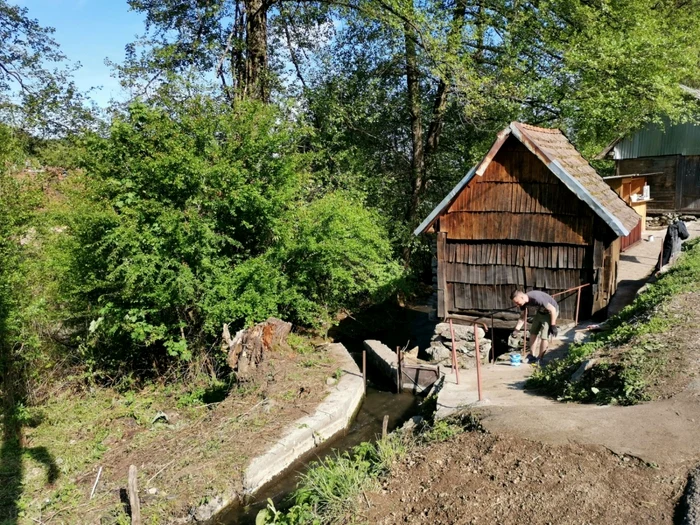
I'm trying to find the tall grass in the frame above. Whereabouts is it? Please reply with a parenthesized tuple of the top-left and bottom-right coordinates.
(258, 417, 471, 524)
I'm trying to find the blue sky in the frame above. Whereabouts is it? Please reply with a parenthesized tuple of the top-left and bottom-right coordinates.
(16, 0, 146, 107)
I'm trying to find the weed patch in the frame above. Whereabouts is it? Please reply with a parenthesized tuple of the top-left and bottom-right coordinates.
(258, 413, 483, 524)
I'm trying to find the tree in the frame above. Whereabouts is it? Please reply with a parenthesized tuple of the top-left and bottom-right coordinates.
(0, 0, 94, 135)
(68, 98, 400, 373)
(120, 0, 333, 103)
(304, 0, 700, 267)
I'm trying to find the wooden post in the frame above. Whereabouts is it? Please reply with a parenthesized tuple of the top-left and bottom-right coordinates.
(395, 347, 401, 393)
(382, 415, 389, 439)
(128, 465, 142, 525)
(362, 350, 367, 393)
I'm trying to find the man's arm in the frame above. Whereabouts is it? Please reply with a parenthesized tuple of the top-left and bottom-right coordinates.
(514, 308, 527, 332)
(546, 303, 558, 326)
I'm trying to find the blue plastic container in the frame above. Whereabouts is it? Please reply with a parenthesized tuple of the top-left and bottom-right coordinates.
(510, 353, 522, 366)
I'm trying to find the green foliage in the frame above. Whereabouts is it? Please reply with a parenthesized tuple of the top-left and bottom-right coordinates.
(65, 99, 401, 373)
(258, 414, 482, 524)
(527, 239, 700, 404)
(0, 0, 94, 135)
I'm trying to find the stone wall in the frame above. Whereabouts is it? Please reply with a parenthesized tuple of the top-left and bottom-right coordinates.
(426, 322, 491, 368)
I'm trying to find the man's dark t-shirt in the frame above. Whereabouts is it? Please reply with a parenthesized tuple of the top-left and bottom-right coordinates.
(521, 291, 558, 313)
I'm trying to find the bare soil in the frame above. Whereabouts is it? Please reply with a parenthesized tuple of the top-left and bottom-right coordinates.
(367, 431, 688, 525)
(366, 290, 700, 525)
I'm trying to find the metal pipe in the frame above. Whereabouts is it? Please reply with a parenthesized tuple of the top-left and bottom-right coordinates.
(474, 323, 483, 402)
(575, 287, 581, 325)
(449, 318, 460, 385)
(490, 313, 495, 363)
(395, 347, 401, 393)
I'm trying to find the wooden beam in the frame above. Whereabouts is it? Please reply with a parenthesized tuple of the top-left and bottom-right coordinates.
(437, 232, 447, 318)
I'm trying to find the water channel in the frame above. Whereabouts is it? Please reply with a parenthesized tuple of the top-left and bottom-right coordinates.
(214, 358, 421, 524)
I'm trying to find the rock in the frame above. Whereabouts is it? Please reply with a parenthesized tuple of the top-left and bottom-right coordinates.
(426, 344, 451, 362)
(192, 495, 225, 522)
(439, 339, 491, 356)
(683, 466, 700, 525)
(326, 377, 338, 386)
(570, 359, 597, 383)
(401, 415, 424, 433)
(405, 346, 419, 359)
(151, 411, 169, 425)
(433, 323, 486, 343)
(680, 215, 697, 223)
(148, 487, 159, 495)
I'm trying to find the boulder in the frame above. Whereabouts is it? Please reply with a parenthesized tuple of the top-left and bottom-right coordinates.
(432, 323, 486, 343)
(570, 359, 598, 383)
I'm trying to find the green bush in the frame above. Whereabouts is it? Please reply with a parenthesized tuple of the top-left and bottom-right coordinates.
(65, 99, 401, 374)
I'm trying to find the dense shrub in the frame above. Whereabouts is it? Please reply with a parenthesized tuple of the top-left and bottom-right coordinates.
(67, 100, 401, 373)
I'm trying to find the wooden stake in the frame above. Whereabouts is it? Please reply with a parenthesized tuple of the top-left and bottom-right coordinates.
(90, 466, 102, 499)
(128, 465, 142, 525)
(382, 415, 389, 439)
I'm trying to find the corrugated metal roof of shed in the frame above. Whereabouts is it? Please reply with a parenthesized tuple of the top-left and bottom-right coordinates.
(612, 117, 700, 159)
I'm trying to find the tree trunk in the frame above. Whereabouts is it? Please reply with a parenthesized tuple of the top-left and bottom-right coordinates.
(245, 0, 269, 102)
(404, 22, 424, 227)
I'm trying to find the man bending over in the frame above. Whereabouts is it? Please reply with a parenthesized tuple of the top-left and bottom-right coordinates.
(511, 290, 559, 366)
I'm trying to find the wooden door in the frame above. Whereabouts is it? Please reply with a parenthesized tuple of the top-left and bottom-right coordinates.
(677, 156, 700, 212)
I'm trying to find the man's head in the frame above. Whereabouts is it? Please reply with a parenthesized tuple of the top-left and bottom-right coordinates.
(511, 290, 528, 307)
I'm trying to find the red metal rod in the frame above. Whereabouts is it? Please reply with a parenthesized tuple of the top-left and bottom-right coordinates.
(575, 287, 582, 325)
(449, 319, 460, 385)
(474, 324, 483, 402)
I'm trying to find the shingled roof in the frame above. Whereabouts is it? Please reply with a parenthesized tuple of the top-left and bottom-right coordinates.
(415, 122, 641, 237)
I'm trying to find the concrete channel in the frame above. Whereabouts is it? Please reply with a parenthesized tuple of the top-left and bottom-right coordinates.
(202, 342, 420, 524)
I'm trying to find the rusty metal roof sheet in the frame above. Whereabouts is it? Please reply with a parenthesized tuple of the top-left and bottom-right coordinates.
(415, 122, 640, 237)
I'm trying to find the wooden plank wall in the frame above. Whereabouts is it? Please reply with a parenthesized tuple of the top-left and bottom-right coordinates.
(617, 156, 677, 213)
(438, 137, 604, 320)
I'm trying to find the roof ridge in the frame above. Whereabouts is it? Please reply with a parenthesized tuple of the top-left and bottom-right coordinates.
(513, 122, 562, 134)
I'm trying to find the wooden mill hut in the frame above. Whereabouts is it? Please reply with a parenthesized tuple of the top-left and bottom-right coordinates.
(415, 122, 641, 324)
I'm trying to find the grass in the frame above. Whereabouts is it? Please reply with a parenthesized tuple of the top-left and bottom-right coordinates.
(527, 238, 700, 405)
(257, 414, 478, 524)
(0, 336, 340, 524)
